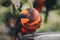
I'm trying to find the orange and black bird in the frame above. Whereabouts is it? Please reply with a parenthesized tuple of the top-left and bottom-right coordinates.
(11, 8, 42, 40)
(17, 8, 42, 34)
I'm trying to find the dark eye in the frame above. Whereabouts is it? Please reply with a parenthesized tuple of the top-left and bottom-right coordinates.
(2, 1, 11, 7)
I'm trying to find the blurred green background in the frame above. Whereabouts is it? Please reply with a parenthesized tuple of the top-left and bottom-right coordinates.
(0, 0, 60, 32)
(0, 0, 60, 40)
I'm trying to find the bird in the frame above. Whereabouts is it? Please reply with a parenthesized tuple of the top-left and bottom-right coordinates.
(17, 8, 42, 34)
